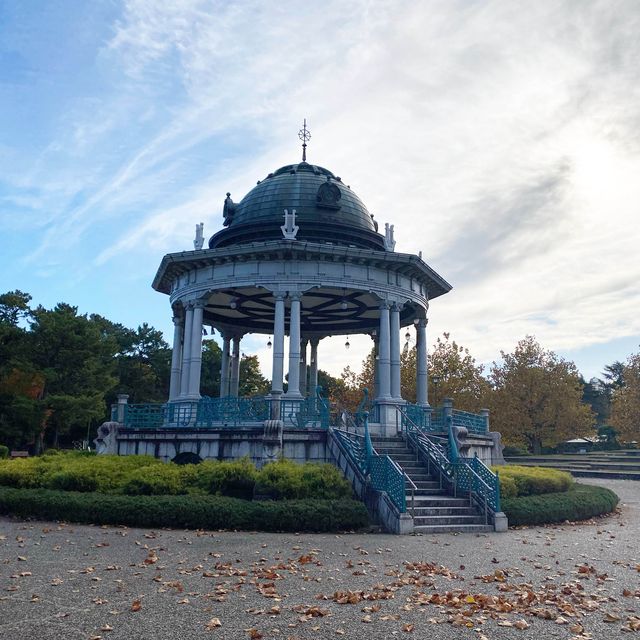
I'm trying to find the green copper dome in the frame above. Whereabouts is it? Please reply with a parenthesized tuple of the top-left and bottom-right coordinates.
(208, 162, 385, 250)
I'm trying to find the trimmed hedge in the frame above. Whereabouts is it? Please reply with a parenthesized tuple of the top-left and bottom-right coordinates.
(0, 487, 369, 532)
(502, 483, 619, 526)
(0, 454, 352, 501)
(0, 445, 8, 460)
(495, 465, 573, 499)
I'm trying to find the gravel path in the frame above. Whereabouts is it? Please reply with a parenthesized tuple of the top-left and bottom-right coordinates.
(0, 479, 638, 640)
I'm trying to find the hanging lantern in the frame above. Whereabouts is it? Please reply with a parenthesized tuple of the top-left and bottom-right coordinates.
(267, 336, 272, 349)
(345, 338, 350, 350)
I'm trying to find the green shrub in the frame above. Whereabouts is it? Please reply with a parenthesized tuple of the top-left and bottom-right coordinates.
(494, 465, 573, 497)
(47, 470, 99, 492)
(0, 487, 369, 532)
(0, 452, 353, 502)
(0, 445, 9, 460)
(502, 446, 530, 457)
(0, 453, 161, 493)
(194, 458, 258, 499)
(255, 459, 352, 500)
(498, 474, 518, 499)
(120, 464, 184, 495)
(503, 484, 619, 526)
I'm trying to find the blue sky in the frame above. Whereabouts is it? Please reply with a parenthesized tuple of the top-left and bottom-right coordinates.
(1, 0, 639, 381)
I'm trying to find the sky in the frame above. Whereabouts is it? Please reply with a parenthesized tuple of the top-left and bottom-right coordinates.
(1, 0, 639, 382)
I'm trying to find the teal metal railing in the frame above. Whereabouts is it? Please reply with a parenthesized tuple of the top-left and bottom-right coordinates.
(398, 403, 487, 434)
(197, 396, 270, 426)
(398, 405, 501, 518)
(120, 392, 331, 430)
(123, 403, 166, 429)
(332, 389, 409, 514)
(452, 409, 488, 434)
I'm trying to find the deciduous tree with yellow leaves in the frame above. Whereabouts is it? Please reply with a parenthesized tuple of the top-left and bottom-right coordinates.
(610, 351, 640, 445)
(489, 336, 594, 454)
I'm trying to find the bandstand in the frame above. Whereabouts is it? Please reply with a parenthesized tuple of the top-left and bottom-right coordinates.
(97, 126, 507, 533)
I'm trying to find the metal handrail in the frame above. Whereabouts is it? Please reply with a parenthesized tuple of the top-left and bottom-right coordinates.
(396, 404, 500, 522)
(386, 453, 417, 518)
(329, 428, 368, 484)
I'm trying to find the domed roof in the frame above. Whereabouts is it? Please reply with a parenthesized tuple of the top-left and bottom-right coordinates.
(208, 162, 385, 250)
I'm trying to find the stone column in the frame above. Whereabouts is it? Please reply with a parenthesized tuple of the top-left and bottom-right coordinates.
(416, 318, 429, 406)
(271, 293, 286, 395)
(370, 333, 380, 399)
(285, 292, 302, 398)
(299, 338, 309, 397)
(230, 335, 241, 397)
(390, 303, 401, 400)
(116, 394, 129, 423)
(219, 333, 231, 398)
(186, 301, 204, 399)
(168, 315, 184, 401)
(309, 339, 319, 395)
(179, 304, 194, 398)
(377, 301, 392, 400)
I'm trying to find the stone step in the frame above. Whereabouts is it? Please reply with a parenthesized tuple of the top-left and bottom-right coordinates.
(379, 452, 417, 460)
(410, 506, 481, 516)
(410, 488, 450, 496)
(409, 481, 441, 490)
(405, 476, 439, 484)
(409, 495, 471, 507)
(413, 524, 494, 534)
(412, 514, 487, 526)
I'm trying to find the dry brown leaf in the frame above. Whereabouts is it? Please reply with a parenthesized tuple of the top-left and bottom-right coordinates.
(402, 623, 415, 633)
(247, 629, 263, 640)
(205, 618, 222, 630)
(130, 600, 142, 612)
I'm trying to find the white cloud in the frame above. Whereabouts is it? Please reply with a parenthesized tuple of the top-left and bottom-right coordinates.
(4, 0, 640, 378)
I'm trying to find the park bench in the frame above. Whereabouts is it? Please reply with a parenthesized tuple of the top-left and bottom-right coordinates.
(10, 450, 29, 458)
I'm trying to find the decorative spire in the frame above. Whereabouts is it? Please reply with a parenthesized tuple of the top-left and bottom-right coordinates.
(298, 119, 311, 162)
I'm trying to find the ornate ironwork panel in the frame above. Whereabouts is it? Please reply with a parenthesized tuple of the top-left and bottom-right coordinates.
(369, 455, 406, 513)
(124, 404, 166, 429)
(452, 409, 487, 434)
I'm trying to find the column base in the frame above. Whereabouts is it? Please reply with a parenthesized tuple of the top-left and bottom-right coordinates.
(371, 399, 403, 437)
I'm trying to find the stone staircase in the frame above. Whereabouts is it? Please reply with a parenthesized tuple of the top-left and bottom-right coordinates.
(505, 450, 640, 480)
(372, 436, 494, 534)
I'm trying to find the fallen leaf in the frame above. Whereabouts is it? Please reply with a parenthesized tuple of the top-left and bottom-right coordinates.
(205, 618, 222, 630)
(130, 600, 142, 612)
(603, 612, 621, 623)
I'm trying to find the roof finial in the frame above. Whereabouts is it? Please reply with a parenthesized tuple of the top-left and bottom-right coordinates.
(298, 119, 311, 162)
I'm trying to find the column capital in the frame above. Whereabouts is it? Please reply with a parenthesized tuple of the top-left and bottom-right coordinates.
(193, 298, 207, 309)
(417, 317, 428, 328)
(309, 337, 320, 347)
(288, 291, 302, 302)
(273, 291, 287, 301)
(379, 300, 391, 310)
(172, 315, 182, 326)
(390, 301, 402, 312)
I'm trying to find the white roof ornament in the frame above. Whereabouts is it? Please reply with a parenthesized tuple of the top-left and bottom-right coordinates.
(281, 208, 299, 240)
(384, 223, 396, 252)
(193, 222, 205, 250)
